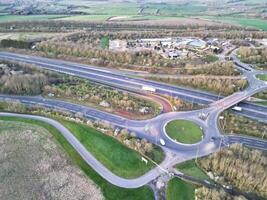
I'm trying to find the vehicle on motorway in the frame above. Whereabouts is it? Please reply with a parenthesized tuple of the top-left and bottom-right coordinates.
(142, 85, 156, 92)
(232, 106, 243, 111)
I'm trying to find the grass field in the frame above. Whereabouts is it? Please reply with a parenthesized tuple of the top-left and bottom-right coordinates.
(176, 160, 210, 180)
(0, 116, 154, 200)
(0, 14, 68, 22)
(166, 178, 196, 200)
(122, 15, 184, 21)
(0, 0, 266, 29)
(59, 14, 185, 22)
(60, 1, 206, 16)
(165, 120, 203, 144)
(59, 119, 160, 178)
(203, 16, 267, 31)
(154, 3, 207, 16)
(0, 32, 62, 41)
(58, 14, 111, 21)
(257, 74, 267, 81)
(79, 2, 139, 15)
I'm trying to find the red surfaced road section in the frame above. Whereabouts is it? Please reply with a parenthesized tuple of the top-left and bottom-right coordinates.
(146, 93, 173, 113)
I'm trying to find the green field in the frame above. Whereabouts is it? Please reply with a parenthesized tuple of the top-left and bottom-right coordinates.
(0, 32, 62, 41)
(0, 14, 68, 22)
(0, 0, 267, 28)
(58, 14, 111, 21)
(59, 14, 185, 22)
(79, 2, 139, 15)
(257, 74, 267, 81)
(60, 1, 206, 16)
(166, 178, 196, 200)
(176, 160, 210, 180)
(59, 119, 161, 178)
(153, 2, 207, 16)
(165, 120, 203, 144)
(0, 116, 154, 200)
(122, 15, 184, 21)
(203, 16, 267, 31)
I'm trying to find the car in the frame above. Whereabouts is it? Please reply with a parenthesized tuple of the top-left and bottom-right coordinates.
(211, 136, 217, 141)
(159, 138, 165, 146)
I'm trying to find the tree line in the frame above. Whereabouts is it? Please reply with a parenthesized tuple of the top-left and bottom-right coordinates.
(238, 47, 267, 64)
(1, 21, 267, 39)
(196, 187, 248, 200)
(221, 111, 267, 139)
(0, 61, 159, 117)
(0, 62, 49, 95)
(42, 78, 159, 116)
(149, 76, 248, 95)
(0, 39, 33, 49)
(36, 40, 219, 70)
(199, 144, 267, 199)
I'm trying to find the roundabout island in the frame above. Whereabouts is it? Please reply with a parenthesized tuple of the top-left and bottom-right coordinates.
(165, 120, 203, 144)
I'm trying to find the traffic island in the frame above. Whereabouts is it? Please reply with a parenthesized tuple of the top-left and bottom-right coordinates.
(256, 74, 267, 82)
(165, 120, 203, 144)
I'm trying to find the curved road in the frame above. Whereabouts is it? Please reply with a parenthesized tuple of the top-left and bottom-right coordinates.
(0, 50, 267, 190)
(0, 112, 177, 188)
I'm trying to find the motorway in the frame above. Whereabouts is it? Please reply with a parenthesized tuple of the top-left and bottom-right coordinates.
(227, 135, 267, 151)
(0, 51, 267, 190)
(0, 51, 267, 120)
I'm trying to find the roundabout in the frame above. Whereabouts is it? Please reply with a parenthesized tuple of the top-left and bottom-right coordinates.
(0, 51, 267, 193)
(164, 119, 203, 144)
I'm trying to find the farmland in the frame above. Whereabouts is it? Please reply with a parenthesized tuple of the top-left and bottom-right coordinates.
(0, 14, 68, 22)
(0, 0, 266, 29)
(203, 16, 267, 31)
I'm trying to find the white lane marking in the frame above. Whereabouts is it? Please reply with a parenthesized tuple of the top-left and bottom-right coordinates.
(0, 54, 212, 102)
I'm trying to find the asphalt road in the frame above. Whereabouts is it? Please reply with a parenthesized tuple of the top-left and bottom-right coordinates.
(227, 135, 267, 150)
(0, 51, 267, 190)
(0, 52, 266, 154)
(0, 51, 267, 121)
(0, 112, 176, 188)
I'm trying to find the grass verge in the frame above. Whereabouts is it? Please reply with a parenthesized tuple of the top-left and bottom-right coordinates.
(257, 74, 267, 82)
(0, 116, 154, 200)
(166, 178, 196, 200)
(176, 160, 210, 180)
(165, 120, 203, 144)
(57, 119, 160, 178)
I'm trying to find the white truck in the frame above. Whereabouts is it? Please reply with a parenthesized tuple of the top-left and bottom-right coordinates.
(142, 85, 156, 93)
(232, 106, 242, 111)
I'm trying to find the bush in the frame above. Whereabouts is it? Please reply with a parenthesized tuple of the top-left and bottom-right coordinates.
(0, 39, 33, 49)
